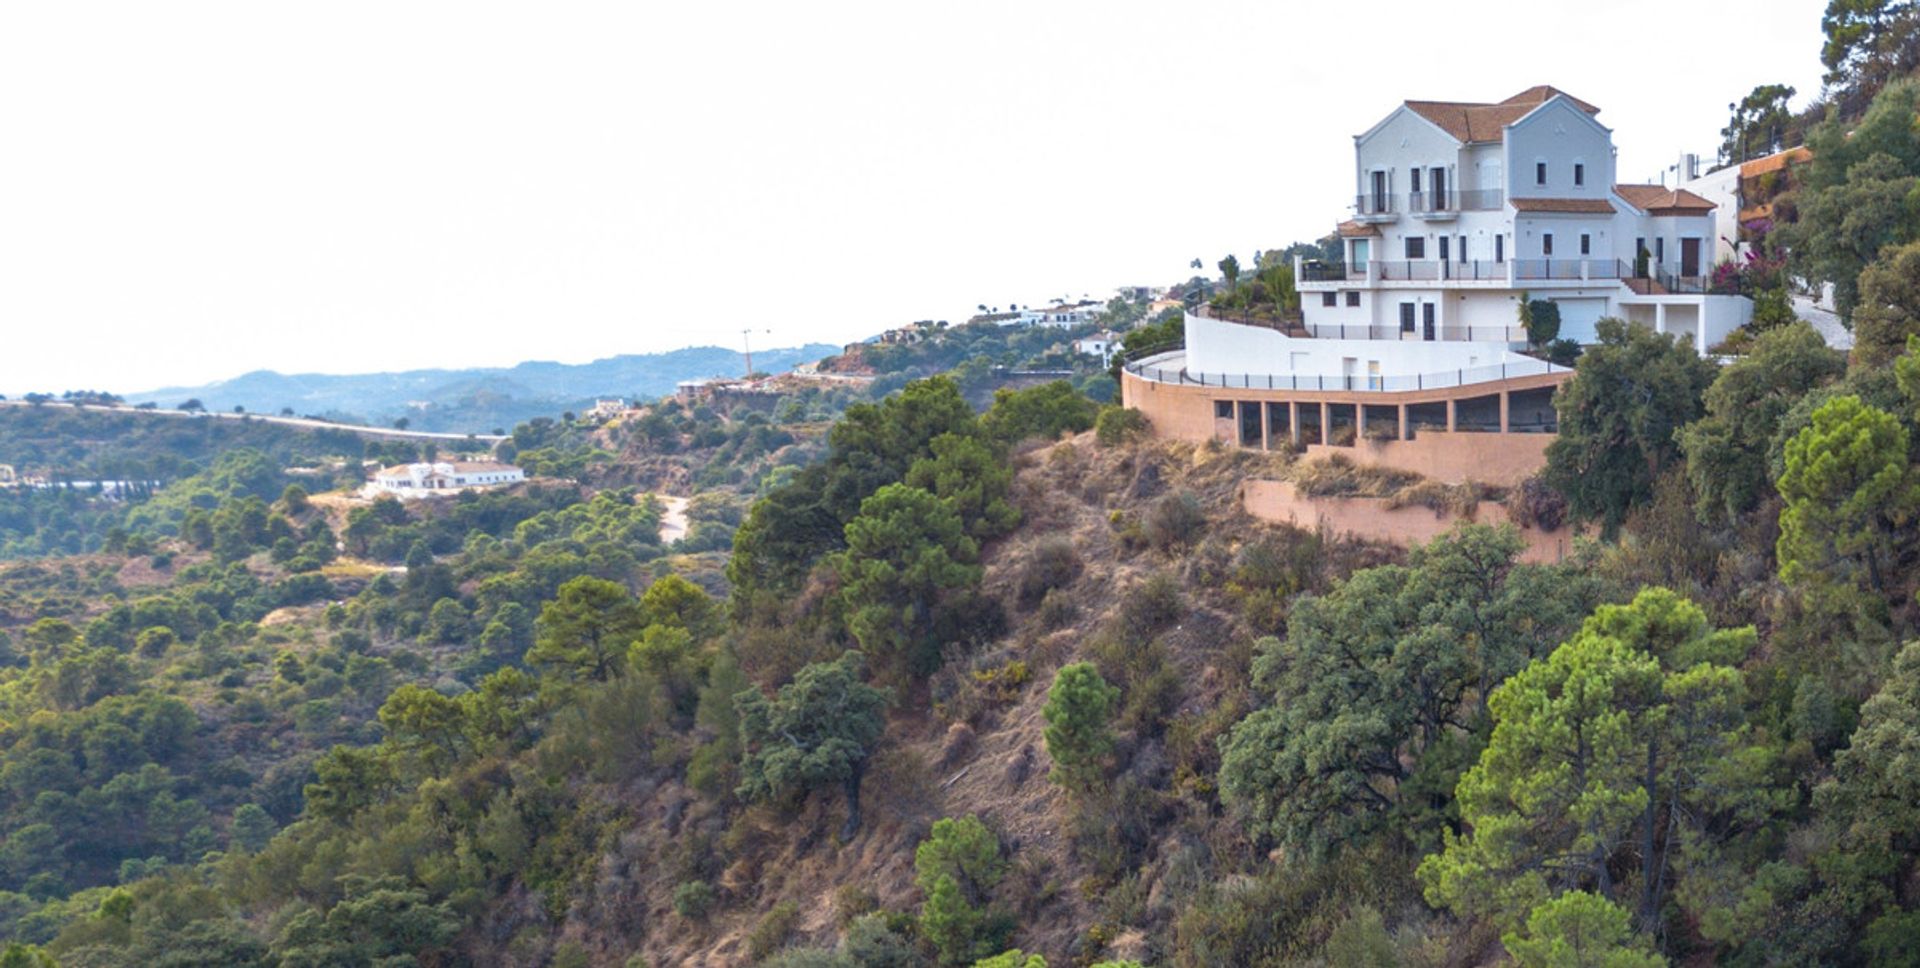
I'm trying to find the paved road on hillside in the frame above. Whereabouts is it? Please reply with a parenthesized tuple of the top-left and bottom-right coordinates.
(0, 399, 509, 443)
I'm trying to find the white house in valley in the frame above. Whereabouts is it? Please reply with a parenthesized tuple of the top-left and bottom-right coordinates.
(373, 460, 525, 498)
(1296, 85, 1751, 353)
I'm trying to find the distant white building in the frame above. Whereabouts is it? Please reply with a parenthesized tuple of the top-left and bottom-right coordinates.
(1034, 301, 1103, 327)
(586, 398, 627, 420)
(373, 460, 524, 498)
(1074, 330, 1122, 364)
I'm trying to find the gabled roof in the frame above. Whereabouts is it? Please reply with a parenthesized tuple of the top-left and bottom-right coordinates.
(1510, 197, 1617, 214)
(1613, 184, 1716, 215)
(1335, 219, 1380, 238)
(1401, 86, 1601, 144)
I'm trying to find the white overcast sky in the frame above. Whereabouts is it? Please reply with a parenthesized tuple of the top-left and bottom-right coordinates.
(0, 0, 1827, 395)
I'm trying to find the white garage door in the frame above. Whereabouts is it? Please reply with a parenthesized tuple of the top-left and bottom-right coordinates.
(1552, 297, 1608, 344)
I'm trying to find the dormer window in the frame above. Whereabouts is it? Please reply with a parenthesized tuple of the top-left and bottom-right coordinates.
(1536, 162, 1547, 186)
(1574, 163, 1585, 186)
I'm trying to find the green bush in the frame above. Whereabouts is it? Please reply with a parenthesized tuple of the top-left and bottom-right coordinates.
(672, 880, 714, 920)
(1094, 407, 1148, 447)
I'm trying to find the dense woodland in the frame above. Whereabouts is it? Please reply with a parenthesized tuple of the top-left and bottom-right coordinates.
(6, 10, 1920, 967)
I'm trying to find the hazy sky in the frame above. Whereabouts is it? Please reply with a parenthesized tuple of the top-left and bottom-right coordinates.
(0, 0, 1827, 394)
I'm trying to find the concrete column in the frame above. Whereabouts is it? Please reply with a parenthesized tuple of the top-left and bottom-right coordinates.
(1499, 391, 1511, 434)
(1446, 398, 1457, 432)
(1398, 403, 1409, 441)
(1654, 303, 1667, 336)
(1260, 401, 1270, 451)
(1320, 401, 1332, 446)
(1289, 401, 1301, 447)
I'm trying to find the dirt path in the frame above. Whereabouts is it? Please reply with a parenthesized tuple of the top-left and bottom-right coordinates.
(656, 495, 691, 545)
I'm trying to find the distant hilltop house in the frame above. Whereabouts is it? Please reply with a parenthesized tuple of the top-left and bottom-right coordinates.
(585, 398, 627, 420)
(373, 460, 525, 497)
(676, 377, 784, 407)
(1122, 85, 1754, 490)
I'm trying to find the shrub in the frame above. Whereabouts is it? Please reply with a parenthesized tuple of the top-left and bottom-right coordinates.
(1116, 572, 1184, 638)
(747, 900, 802, 962)
(1094, 407, 1148, 447)
(1016, 538, 1082, 608)
(672, 880, 714, 920)
(1043, 663, 1120, 793)
(1507, 477, 1568, 532)
(1142, 492, 1205, 551)
(1036, 590, 1079, 631)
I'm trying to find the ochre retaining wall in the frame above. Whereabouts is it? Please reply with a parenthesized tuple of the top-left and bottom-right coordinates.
(1120, 367, 1559, 487)
(1242, 479, 1577, 564)
(1300, 433, 1552, 489)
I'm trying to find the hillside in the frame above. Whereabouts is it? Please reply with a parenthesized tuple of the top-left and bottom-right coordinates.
(123, 344, 841, 433)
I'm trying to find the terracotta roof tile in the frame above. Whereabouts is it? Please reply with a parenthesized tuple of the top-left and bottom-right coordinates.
(1402, 86, 1600, 144)
(1335, 219, 1380, 238)
(1613, 184, 1716, 214)
(1739, 145, 1812, 177)
(1510, 197, 1617, 214)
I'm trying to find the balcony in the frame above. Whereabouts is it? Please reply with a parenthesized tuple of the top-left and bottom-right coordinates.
(1299, 261, 1360, 282)
(1375, 260, 1510, 282)
(1408, 191, 1458, 221)
(1354, 193, 1395, 222)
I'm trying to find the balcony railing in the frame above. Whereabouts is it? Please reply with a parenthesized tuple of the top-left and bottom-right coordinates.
(1125, 355, 1570, 393)
(1458, 188, 1504, 210)
(1513, 259, 1588, 281)
(1408, 190, 1457, 215)
(1355, 193, 1395, 217)
(1299, 261, 1355, 282)
(1304, 323, 1527, 342)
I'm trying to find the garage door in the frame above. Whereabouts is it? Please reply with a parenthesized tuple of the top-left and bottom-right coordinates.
(1552, 297, 1608, 344)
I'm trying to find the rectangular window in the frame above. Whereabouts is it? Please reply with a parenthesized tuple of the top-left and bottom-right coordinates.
(1543, 233, 1553, 256)
(1536, 161, 1547, 185)
(1495, 234, 1505, 263)
(1346, 291, 1360, 307)
(1399, 302, 1416, 333)
(1656, 238, 1665, 262)
(1438, 236, 1450, 261)
(1404, 236, 1425, 259)
(1215, 401, 1233, 419)
(1574, 163, 1585, 186)
(1410, 168, 1422, 193)
(1458, 236, 1468, 261)
(1580, 233, 1591, 255)
(1321, 292, 1336, 307)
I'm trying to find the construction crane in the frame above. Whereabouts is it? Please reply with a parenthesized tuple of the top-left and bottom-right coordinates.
(741, 328, 770, 378)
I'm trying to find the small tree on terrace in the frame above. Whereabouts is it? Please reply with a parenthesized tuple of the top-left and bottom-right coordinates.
(736, 651, 890, 839)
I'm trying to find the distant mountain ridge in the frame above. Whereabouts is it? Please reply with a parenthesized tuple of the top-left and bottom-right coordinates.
(124, 344, 840, 433)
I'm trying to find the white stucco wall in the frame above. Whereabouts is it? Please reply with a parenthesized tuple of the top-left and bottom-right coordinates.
(1185, 313, 1534, 379)
(1504, 98, 1616, 202)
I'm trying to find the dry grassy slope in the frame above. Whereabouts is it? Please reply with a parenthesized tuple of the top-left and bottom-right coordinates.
(548, 433, 1401, 968)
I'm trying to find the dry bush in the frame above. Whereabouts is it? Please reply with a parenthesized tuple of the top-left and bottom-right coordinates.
(1289, 454, 1421, 498)
(1115, 572, 1185, 640)
(1142, 492, 1206, 552)
(1506, 475, 1568, 532)
(1016, 537, 1083, 608)
(1036, 589, 1079, 632)
(1385, 480, 1490, 518)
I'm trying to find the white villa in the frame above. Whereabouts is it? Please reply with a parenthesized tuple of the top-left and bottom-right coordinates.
(373, 460, 525, 498)
(1119, 86, 1754, 487)
(1297, 85, 1751, 352)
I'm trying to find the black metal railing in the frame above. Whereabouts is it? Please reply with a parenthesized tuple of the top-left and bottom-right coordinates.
(1124, 357, 1571, 392)
(1378, 260, 1443, 281)
(1355, 193, 1394, 216)
(1299, 261, 1351, 282)
(1513, 259, 1588, 280)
